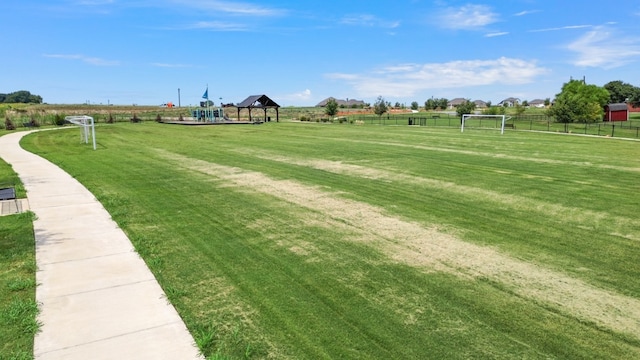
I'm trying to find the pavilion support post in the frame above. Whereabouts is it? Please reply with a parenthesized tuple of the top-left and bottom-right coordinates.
(276, 108, 279, 122)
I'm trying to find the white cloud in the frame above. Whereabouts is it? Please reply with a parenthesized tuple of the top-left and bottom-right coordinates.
(167, 0, 286, 17)
(567, 26, 640, 68)
(282, 89, 311, 101)
(326, 57, 548, 98)
(187, 21, 248, 31)
(341, 14, 400, 28)
(437, 4, 498, 30)
(529, 25, 591, 33)
(43, 54, 120, 66)
(485, 32, 509, 37)
(514, 10, 539, 16)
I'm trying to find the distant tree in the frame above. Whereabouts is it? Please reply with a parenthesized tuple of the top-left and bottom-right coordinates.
(521, 100, 529, 107)
(424, 98, 436, 110)
(394, 101, 401, 108)
(455, 100, 476, 118)
(514, 103, 526, 116)
(425, 98, 449, 110)
(603, 80, 640, 104)
(486, 100, 492, 108)
(547, 79, 609, 123)
(2, 90, 42, 104)
(544, 98, 551, 106)
(410, 101, 419, 111)
(373, 96, 388, 117)
(438, 98, 448, 110)
(325, 98, 339, 118)
(483, 106, 506, 115)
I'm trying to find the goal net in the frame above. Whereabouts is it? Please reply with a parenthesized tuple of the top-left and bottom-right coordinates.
(65, 115, 96, 150)
(461, 114, 510, 134)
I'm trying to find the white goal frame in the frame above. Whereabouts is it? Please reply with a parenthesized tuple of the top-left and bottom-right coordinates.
(65, 115, 96, 150)
(461, 114, 508, 135)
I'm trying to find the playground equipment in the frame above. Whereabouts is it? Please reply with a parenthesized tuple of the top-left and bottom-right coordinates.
(191, 107, 226, 122)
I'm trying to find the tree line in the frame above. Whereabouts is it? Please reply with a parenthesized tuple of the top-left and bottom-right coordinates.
(0, 90, 43, 104)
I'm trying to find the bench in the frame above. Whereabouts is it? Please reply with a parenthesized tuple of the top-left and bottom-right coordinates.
(0, 187, 16, 201)
(504, 123, 515, 129)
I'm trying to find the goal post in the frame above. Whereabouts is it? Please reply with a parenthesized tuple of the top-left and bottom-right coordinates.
(65, 115, 96, 150)
(461, 114, 509, 134)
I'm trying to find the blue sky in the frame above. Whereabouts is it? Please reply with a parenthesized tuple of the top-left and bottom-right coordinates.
(3, 0, 640, 106)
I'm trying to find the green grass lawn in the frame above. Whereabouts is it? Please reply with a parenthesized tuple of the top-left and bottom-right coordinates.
(18, 122, 640, 359)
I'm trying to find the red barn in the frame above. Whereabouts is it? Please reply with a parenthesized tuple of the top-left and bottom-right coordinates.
(604, 103, 628, 121)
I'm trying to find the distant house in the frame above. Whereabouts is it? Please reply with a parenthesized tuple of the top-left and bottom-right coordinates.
(447, 98, 468, 108)
(628, 102, 640, 113)
(604, 103, 628, 121)
(316, 97, 366, 107)
(528, 99, 546, 108)
(498, 97, 520, 107)
(473, 100, 488, 108)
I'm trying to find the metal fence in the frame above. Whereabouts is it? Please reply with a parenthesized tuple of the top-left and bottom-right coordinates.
(345, 113, 640, 139)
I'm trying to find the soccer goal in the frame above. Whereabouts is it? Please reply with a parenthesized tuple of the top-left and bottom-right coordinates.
(65, 115, 96, 150)
(461, 114, 510, 134)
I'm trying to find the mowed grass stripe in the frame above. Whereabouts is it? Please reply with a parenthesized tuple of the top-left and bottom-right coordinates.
(293, 133, 640, 174)
(248, 150, 640, 241)
(158, 150, 640, 340)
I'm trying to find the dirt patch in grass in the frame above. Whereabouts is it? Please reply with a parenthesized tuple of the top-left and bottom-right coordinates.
(158, 150, 640, 340)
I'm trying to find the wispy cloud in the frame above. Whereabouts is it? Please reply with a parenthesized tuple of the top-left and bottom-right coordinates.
(186, 21, 248, 31)
(485, 32, 509, 38)
(279, 89, 312, 103)
(514, 10, 540, 16)
(326, 57, 548, 98)
(437, 4, 499, 30)
(43, 54, 120, 66)
(567, 26, 640, 68)
(341, 14, 400, 28)
(166, 0, 286, 16)
(529, 25, 592, 32)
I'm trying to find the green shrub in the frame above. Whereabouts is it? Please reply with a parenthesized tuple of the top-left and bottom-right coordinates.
(25, 117, 40, 128)
(5, 117, 16, 130)
(54, 114, 66, 126)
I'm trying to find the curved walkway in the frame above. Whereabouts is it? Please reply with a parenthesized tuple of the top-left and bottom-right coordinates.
(0, 131, 202, 360)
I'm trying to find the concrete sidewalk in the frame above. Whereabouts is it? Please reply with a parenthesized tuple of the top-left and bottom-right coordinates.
(0, 131, 202, 360)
